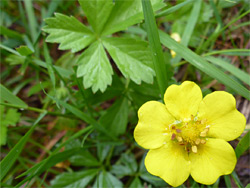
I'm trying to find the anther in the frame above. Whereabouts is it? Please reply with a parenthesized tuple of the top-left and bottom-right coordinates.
(171, 133, 176, 140)
(192, 145, 197, 153)
(195, 138, 201, 145)
(177, 136, 183, 142)
(171, 126, 176, 130)
(200, 139, 206, 144)
(176, 129, 181, 133)
(200, 128, 209, 137)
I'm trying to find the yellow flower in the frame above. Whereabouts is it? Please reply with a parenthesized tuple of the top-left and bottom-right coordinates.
(134, 81, 246, 187)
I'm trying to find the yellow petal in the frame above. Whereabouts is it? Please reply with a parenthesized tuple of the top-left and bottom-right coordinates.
(198, 91, 246, 141)
(164, 81, 202, 120)
(134, 101, 175, 149)
(190, 138, 236, 185)
(145, 143, 190, 187)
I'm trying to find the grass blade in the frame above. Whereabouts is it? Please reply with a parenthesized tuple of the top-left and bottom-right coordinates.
(43, 41, 56, 91)
(0, 84, 28, 108)
(205, 56, 250, 86)
(156, 0, 194, 18)
(204, 49, 250, 56)
(159, 31, 250, 100)
(0, 112, 46, 181)
(141, 0, 170, 99)
(235, 131, 250, 158)
(24, 0, 38, 43)
(173, 0, 202, 64)
(224, 175, 232, 188)
(231, 171, 244, 188)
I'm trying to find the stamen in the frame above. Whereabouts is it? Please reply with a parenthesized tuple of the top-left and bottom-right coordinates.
(192, 145, 197, 153)
(200, 139, 206, 144)
(195, 138, 201, 145)
(177, 136, 183, 142)
(171, 133, 176, 140)
(176, 129, 181, 133)
(200, 128, 209, 137)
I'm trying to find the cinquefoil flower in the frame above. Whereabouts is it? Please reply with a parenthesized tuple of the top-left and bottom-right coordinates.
(134, 81, 246, 187)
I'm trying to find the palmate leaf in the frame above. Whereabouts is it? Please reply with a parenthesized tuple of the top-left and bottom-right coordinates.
(43, 13, 95, 52)
(103, 37, 155, 84)
(50, 169, 98, 188)
(43, 0, 164, 92)
(77, 41, 113, 93)
(78, 0, 114, 35)
(101, 0, 165, 36)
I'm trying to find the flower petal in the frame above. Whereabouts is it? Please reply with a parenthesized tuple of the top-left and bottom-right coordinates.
(164, 81, 202, 120)
(145, 143, 190, 187)
(198, 91, 246, 141)
(134, 101, 175, 149)
(190, 138, 236, 185)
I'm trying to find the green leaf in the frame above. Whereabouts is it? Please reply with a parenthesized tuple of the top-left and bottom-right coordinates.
(204, 49, 250, 56)
(141, 0, 170, 99)
(235, 131, 250, 158)
(94, 171, 123, 188)
(50, 169, 98, 188)
(2, 108, 21, 127)
(111, 153, 138, 178)
(43, 13, 95, 52)
(79, 0, 114, 35)
(103, 37, 155, 84)
(101, 0, 164, 36)
(0, 121, 7, 146)
(205, 56, 250, 86)
(156, 0, 194, 17)
(16, 45, 34, 56)
(43, 41, 56, 91)
(129, 177, 142, 188)
(77, 41, 113, 93)
(99, 97, 128, 136)
(15, 147, 91, 187)
(0, 84, 28, 108)
(159, 31, 250, 100)
(69, 150, 100, 167)
(0, 112, 46, 181)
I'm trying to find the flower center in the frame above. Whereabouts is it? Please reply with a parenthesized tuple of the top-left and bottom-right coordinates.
(166, 115, 210, 154)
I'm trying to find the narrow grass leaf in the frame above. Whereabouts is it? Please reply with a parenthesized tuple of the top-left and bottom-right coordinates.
(173, 0, 202, 64)
(197, 9, 250, 54)
(17, 126, 94, 179)
(159, 31, 250, 100)
(0, 44, 20, 56)
(141, 0, 169, 99)
(204, 49, 250, 57)
(43, 42, 56, 90)
(0, 112, 46, 181)
(15, 147, 90, 188)
(224, 175, 232, 188)
(235, 131, 250, 158)
(231, 171, 244, 188)
(205, 56, 250, 86)
(156, 0, 194, 17)
(24, 0, 38, 43)
(0, 84, 28, 108)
